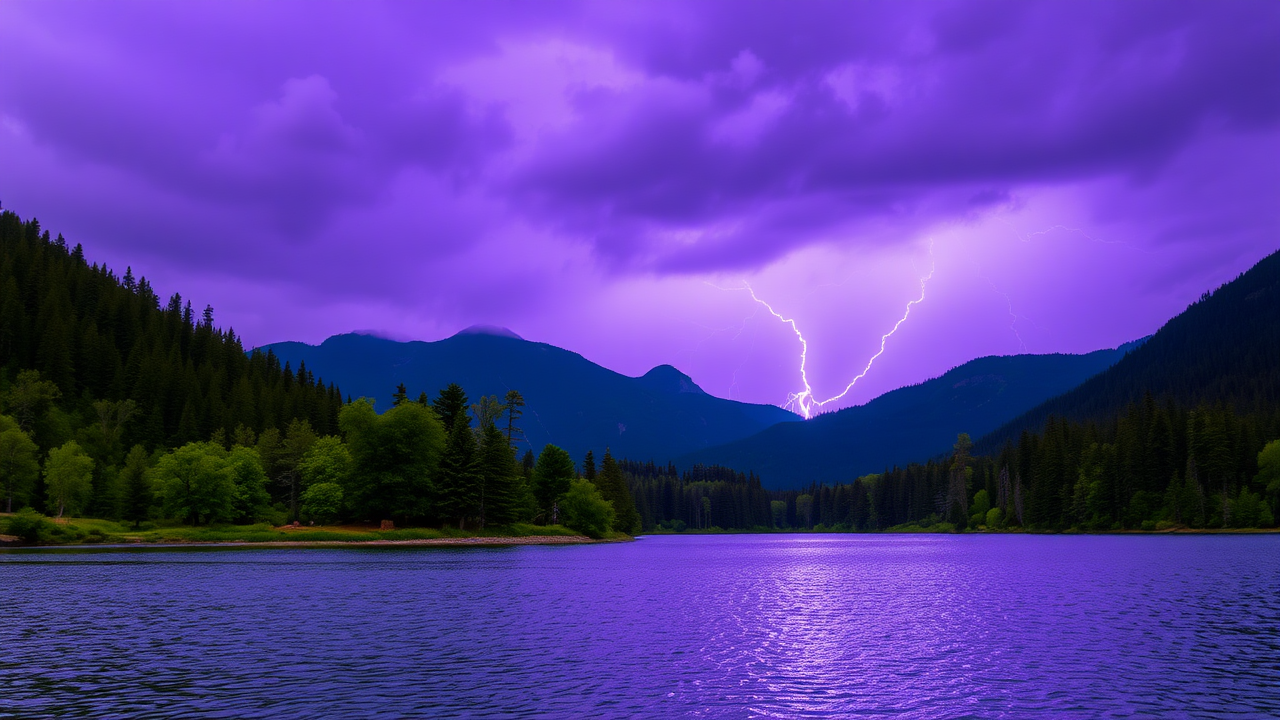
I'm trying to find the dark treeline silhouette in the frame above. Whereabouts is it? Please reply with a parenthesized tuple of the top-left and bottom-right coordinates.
(622, 460, 773, 531)
(624, 398, 1279, 532)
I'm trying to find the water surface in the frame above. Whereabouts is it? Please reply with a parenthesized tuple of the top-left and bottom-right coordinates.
(2, 534, 1277, 718)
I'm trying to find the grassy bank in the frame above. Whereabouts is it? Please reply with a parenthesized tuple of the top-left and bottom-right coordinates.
(0, 514, 630, 547)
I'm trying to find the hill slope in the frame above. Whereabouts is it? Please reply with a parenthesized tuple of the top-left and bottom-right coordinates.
(262, 330, 799, 464)
(976, 248, 1280, 453)
(0, 211, 340, 448)
(680, 344, 1138, 489)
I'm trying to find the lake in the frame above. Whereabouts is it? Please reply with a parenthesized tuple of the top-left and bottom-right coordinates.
(1, 534, 1277, 718)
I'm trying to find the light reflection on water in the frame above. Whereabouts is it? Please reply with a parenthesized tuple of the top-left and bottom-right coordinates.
(1, 534, 1277, 718)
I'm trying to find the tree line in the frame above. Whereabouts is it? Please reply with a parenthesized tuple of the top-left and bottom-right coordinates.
(1, 375, 646, 539)
(0, 211, 643, 539)
(621, 397, 1279, 532)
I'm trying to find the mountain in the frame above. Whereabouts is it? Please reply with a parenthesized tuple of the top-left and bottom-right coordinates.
(261, 329, 799, 465)
(976, 248, 1280, 453)
(679, 343, 1140, 489)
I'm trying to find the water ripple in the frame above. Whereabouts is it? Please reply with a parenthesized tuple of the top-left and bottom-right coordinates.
(0, 535, 1277, 718)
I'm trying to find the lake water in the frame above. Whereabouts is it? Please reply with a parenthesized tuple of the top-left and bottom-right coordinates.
(1, 534, 1277, 718)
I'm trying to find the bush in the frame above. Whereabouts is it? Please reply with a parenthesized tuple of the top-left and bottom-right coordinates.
(1230, 488, 1275, 528)
(48, 523, 88, 543)
(6, 508, 52, 543)
(559, 479, 615, 538)
(985, 507, 1004, 529)
(301, 482, 345, 525)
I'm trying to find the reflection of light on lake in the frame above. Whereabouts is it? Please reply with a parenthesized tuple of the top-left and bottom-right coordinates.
(3, 534, 1277, 718)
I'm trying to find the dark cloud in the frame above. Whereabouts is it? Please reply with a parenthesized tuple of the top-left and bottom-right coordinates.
(505, 1, 1280, 270)
(0, 0, 1276, 408)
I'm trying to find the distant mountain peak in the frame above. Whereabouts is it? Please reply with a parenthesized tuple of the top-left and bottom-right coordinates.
(637, 364, 706, 395)
(454, 325, 523, 340)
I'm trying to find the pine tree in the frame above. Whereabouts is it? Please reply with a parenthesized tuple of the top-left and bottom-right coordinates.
(531, 444, 575, 525)
(478, 421, 526, 527)
(502, 390, 525, 448)
(593, 449, 640, 534)
(432, 383, 468, 431)
(119, 444, 152, 528)
(436, 412, 481, 528)
(582, 450, 596, 480)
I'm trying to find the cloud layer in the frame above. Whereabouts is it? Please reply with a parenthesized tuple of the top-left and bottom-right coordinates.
(2, 0, 1277, 410)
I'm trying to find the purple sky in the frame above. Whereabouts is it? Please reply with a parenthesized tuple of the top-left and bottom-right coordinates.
(2, 1, 1278, 414)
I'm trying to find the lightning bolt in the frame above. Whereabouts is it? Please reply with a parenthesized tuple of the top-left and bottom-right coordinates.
(997, 220, 1153, 254)
(740, 242, 937, 419)
(976, 271, 1031, 353)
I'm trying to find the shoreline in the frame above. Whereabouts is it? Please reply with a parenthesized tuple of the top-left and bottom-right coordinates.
(3, 534, 632, 550)
(639, 527, 1280, 536)
(8, 528, 1278, 550)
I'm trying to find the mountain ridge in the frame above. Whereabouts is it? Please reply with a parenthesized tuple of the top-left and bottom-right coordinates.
(261, 331, 799, 466)
(678, 342, 1141, 489)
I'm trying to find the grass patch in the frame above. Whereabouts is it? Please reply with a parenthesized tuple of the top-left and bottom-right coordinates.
(0, 514, 591, 546)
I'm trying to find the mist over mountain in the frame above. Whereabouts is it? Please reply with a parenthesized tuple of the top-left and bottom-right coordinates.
(261, 329, 799, 465)
(679, 343, 1141, 489)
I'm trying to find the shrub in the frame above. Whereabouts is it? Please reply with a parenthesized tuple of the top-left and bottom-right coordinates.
(559, 479, 615, 538)
(6, 508, 52, 543)
(1230, 488, 1275, 528)
(48, 523, 87, 543)
(985, 507, 1004, 529)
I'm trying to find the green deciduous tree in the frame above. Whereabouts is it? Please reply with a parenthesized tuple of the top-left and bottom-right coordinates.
(301, 482, 344, 524)
(298, 436, 353, 489)
(4, 370, 60, 433)
(339, 399, 445, 523)
(152, 442, 236, 525)
(771, 500, 786, 528)
(44, 440, 94, 518)
(559, 479, 615, 538)
(226, 446, 270, 523)
(0, 416, 39, 512)
(469, 395, 503, 435)
(1229, 487, 1274, 528)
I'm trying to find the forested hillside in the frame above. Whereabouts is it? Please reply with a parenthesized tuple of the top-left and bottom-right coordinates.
(0, 211, 342, 445)
(979, 248, 1280, 451)
(681, 345, 1138, 489)
(0, 211, 340, 517)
